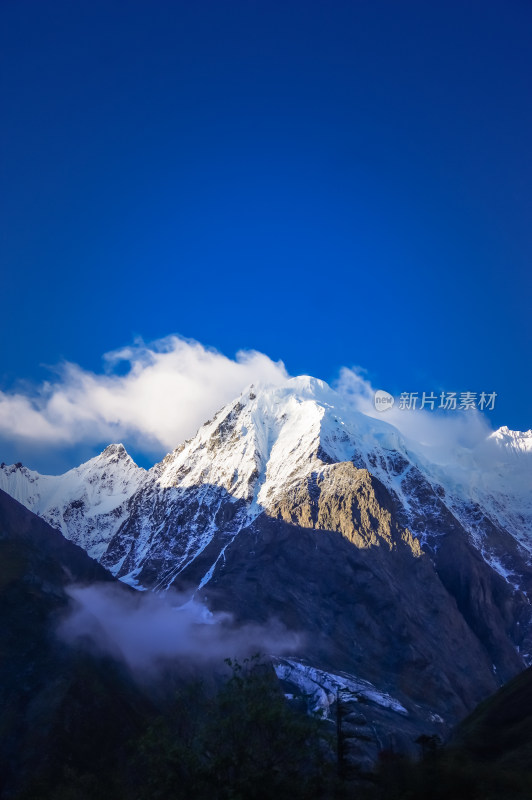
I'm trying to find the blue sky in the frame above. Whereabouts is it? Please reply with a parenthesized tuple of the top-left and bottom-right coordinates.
(1, 1, 531, 469)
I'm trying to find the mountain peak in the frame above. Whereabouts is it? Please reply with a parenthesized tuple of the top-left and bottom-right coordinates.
(285, 375, 332, 396)
(100, 443, 129, 459)
(237, 374, 333, 403)
(489, 426, 532, 453)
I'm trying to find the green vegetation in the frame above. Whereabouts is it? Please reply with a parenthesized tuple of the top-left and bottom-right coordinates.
(15, 656, 336, 800)
(8, 658, 532, 800)
(132, 656, 334, 800)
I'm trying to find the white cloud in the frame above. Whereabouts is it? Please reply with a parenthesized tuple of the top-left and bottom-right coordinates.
(0, 336, 288, 457)
(59, 584, 301, 677)
(0, 337, 504, 475)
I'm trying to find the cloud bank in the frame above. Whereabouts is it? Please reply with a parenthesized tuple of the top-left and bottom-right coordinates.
(335, 366, 495, 468)
(0, 334, 503, 473)
(59, 584, 301, 677)
(0, 336, 288, 457)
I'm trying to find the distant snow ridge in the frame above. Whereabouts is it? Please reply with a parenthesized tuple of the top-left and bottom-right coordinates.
(0, 375, 530, 590)
(0, 444, 145, 560)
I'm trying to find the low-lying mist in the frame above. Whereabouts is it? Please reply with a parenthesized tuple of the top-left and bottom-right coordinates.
(58, 583, 301, 678)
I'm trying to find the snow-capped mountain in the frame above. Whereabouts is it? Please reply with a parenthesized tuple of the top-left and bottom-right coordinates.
(0, 443, 145, 561)
(2, 375, 529, 591)
(2, 375, 531, 744)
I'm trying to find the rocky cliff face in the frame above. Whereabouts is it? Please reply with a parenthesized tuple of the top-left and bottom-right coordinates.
(1, 376, 531, 753)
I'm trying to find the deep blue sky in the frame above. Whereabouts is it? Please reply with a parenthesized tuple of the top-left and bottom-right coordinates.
(1, 0, 531, 436)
